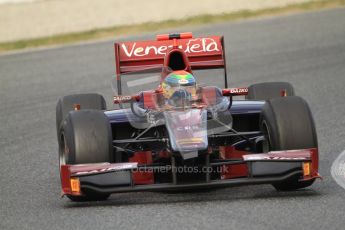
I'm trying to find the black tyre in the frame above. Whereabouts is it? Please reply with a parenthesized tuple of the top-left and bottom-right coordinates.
(260, 96, 318, 191)
(59, 110, 113, 201)
(246, 82, 295, 100)
(56, 93, 106, 138)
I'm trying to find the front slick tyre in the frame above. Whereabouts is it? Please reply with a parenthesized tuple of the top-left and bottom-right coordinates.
(59, 110, 113, 201)
(260, 96, 318, 191)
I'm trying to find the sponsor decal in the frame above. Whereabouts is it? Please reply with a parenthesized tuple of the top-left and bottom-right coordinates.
(176, 125, 201, 131)
(74, 163, 138, 176)
(121, 38, 220, 58)
(244, 155, 307, 161)
(230, 87, 248, 94)
(114, 95, 132, 101)
(178, 79, 189, 84)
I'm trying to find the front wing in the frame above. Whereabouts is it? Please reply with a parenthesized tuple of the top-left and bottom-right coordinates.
(61, 148, 320, 196)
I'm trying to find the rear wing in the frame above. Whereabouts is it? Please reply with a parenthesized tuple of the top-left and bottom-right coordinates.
(114, 33, 228, 94)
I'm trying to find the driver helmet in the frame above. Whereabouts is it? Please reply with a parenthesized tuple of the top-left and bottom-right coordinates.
(161, 70, 197, 99)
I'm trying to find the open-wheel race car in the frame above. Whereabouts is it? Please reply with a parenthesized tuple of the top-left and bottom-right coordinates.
(56, 32, 320, 201)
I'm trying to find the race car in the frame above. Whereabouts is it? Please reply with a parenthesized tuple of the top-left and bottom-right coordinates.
(56, 32, 320, 201)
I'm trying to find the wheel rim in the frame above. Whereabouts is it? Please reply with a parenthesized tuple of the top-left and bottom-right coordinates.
(59, 133, 67, 167)
(262, 120, 271, 152)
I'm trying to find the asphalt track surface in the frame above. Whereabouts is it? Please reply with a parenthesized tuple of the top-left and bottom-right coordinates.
(1, 8, 345, 230)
